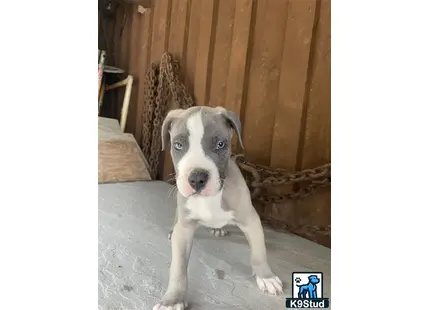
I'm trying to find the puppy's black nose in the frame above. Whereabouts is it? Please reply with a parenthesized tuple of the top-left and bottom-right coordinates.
(188, 169, 209, 192)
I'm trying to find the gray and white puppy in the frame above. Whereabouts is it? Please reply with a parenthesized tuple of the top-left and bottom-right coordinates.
(153, 106, 283, 310)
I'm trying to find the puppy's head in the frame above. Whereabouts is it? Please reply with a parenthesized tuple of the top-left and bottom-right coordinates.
(161, 106, 244, 198)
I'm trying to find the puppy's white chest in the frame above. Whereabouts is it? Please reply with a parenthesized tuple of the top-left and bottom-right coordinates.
(185, 194, 234, 228)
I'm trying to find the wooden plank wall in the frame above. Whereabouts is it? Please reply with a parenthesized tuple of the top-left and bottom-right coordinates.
(100, 0, 331, 247)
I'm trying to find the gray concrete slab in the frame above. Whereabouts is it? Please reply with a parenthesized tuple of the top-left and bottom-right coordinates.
(99, 181, 331, 310)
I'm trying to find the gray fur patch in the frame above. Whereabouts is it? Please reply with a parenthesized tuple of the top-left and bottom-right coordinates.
(200, 109, 232, 181)
(168, 116, 190, 173)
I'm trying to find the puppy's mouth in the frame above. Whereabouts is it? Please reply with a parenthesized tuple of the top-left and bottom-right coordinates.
(190, 188, 219, 197)
(186, 183, 223, 197)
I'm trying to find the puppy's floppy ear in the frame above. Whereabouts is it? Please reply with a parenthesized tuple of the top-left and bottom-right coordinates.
(215, 107, 244, 149)
(161, 109, 183, 151)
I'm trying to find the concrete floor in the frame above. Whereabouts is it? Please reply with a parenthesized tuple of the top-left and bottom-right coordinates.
(98, 181, 331, 310)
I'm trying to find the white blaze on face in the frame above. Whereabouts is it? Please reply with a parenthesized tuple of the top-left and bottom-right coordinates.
(176, 111, 220, 197)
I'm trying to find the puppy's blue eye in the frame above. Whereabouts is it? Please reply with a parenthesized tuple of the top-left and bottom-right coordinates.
(173, 142, 183, 150)
(216, 141, 226, 150)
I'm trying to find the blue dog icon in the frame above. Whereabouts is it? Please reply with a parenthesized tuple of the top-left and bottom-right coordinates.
(296, 275, 320, 299)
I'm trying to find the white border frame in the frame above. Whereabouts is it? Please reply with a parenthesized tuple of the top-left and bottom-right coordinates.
(1, 1, 430, 309)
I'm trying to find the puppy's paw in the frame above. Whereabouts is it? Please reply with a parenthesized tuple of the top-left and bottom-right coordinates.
(208, 228, 228, 237)
(256, 275, 283, 296)
(153, 292, 187, 310)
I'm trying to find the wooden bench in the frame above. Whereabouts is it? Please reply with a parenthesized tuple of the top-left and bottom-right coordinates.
(98, 117, 151, 183)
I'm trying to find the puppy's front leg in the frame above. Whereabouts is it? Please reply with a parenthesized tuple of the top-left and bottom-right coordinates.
(237, 212, 283, 296)
(154, 222, 197, 310)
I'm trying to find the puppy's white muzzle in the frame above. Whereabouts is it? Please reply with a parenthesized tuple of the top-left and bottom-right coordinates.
(176, 163, 220, 197)
(174, 111, 222, 197)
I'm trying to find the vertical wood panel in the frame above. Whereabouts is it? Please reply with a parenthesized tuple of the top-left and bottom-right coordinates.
(119, 6, 132, 72)
(299, 0, 331, 170)
(265, 0, 318, 238)
(242, 0, 289, 165)
(135, 8, 154, 146)
(113, 5, 125, 67)
(103, 16, 116, 65)
(295, 0, 331, 247)
(168, 0, 191, 67)
(184, 0, 202, 95)
(125, 6, 143, 135)
(207, 0, 236, 108)
(113, 5, 126, 119)
(193, 0, 219, 105)
(270, 0, 317, 170)
(150, 0, 172, 63)
(224, 0, 254, 151)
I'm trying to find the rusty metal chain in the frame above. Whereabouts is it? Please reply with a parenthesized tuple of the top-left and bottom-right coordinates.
(256, 180, 330, 204)
(232, 154, 331, 204)
(140, 53, 331, 202)
(141, 53, 194, 179)
(141, 63, 157, 165)
(260, 217, 331, 237)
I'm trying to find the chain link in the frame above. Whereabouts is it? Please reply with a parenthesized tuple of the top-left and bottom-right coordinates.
(140, 53, 331, 201)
